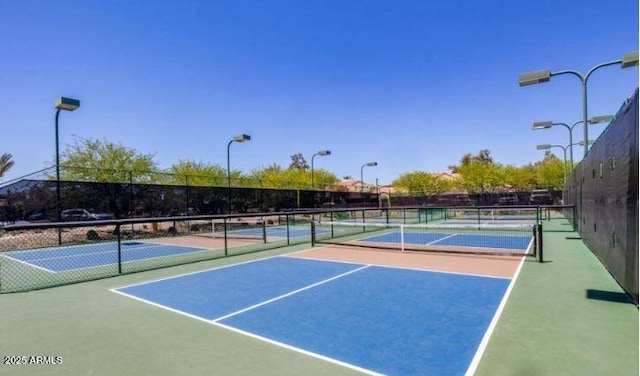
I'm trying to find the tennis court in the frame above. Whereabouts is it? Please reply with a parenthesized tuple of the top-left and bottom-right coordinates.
(4, 241, 212, 272)
(113, 253, 521, 375)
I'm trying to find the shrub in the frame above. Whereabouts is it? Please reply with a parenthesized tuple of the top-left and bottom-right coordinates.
(168, 226, 177, 236)
(86, 230, 99, 241)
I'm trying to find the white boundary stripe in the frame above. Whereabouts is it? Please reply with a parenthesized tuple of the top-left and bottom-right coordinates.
(212, 321, 383, 376)
(212, 265, 370, 322)
(464, 254, 527, 376)
(1, 254, 57, 273)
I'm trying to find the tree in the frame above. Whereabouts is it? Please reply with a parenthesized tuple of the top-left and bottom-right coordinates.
(288, 153, 309, 170)
(0, 153, 15, 178)
(391, 171, 458, 195)
(534, 151, 565, 190)
(449, 149, 494, 172)
(450, 150, 503, 193)
(57, 137, 159, 183)
(165, 160, 227, 186)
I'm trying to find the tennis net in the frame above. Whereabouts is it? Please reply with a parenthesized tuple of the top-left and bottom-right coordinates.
(311, 220, 540, 258)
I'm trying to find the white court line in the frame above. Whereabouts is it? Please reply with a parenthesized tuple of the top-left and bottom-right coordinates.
(426, 233, 458, 245)
(1, 254, 57, 273)
(464, 255, 527, 376)
(212, 264, 370, 322)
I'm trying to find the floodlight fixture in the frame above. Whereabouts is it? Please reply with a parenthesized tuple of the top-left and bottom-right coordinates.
(518, 70, 551, 86)
(532, 121, 554, 130)
(55, 97, 80, 112)
(621, 51, 639, 68)
(233, 134, 251, 143)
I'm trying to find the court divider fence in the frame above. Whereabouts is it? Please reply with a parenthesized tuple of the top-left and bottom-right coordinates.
(0, 205, 572, 293)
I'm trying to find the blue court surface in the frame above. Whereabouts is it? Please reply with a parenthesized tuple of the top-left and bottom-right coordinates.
(114, 256, 513, 375)
(360, 231, 532, 251)
(5, 242, 209, 272)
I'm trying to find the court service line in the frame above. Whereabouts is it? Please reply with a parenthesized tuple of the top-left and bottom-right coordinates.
(464, 254, 527, 376)
(211, 264, 371, 322)
(425, 233, 457, 245)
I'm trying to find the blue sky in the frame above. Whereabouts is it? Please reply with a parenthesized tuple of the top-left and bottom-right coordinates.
(1, 0, 638, 186)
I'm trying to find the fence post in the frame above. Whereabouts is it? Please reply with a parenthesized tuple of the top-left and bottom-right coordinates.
(223, 217, 228, 256)
(116, 224, 122, 274)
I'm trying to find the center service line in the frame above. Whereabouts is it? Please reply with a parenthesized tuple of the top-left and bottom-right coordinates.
(212, 264, 371, 322)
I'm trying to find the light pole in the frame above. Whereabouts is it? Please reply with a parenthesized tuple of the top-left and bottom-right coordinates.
(531, 115, 613, 170)
(54, 97, 80, 244)
(537, 144, 568, 183)
(226, 134, 251, 214)
(311, 150, 331, 189)
(519, 51, 638, 157)
(360, 162, 377, 206)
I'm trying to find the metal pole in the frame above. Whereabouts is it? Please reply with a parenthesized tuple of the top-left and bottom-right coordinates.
(311, 154, 317, 189)
(581, 79, 588, 158)
(360, 165, 365, 206)
(226, 139, 233, 214)
(55, 109, 62, 245)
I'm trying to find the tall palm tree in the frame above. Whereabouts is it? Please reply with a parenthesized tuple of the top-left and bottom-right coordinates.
(0, 153, 15, 178)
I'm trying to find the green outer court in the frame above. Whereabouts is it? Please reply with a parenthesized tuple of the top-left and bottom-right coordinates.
(0, 219, 637, 375)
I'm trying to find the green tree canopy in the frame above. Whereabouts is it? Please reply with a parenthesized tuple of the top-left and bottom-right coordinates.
(164, 160, 227, 186)
(391, 171, 458, 195)
(57, 137, 159, 183)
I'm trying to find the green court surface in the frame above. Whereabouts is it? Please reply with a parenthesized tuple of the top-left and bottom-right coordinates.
(0, 219, 637, 375)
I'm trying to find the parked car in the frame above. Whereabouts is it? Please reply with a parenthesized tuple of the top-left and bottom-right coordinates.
(498, 193, 519, 205)
(529, 189, 552, 205)
(60, 209, 113, 221)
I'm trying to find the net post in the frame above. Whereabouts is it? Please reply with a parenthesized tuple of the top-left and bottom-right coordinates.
(262, 220, 267, 243)
(532, 224, 537, 259)
(286, 214, 290, 245)
(116, 223, 122, 274)
(537, 222, 544, 263)
(310, 221, 316, 247)
(385, 208, 390, 224)
(330, 211, 334, 237)
(400, 224, 405, 252)
(223, 217, 228, 256)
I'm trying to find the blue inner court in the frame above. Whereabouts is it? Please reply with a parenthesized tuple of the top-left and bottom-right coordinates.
(115, 256, 511, 375)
